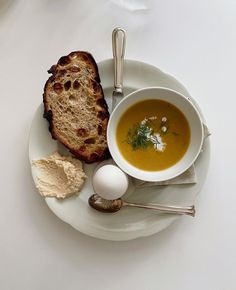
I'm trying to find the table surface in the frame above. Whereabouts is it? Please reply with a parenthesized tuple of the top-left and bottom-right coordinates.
(1, 0, 235, 289)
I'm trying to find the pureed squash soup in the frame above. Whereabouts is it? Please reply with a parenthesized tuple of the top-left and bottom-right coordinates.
(116, 99, 191, 171)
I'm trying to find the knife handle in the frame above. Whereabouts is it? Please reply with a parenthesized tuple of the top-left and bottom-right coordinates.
(112, 27, 126, 93)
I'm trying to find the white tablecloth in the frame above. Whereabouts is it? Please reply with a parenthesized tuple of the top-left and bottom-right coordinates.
(1, 0, 235, 289)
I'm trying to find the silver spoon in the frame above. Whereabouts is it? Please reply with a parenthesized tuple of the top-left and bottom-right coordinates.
(89, 194, 195, 217)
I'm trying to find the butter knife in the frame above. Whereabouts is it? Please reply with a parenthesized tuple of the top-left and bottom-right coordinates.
(112, 27, 126, 111)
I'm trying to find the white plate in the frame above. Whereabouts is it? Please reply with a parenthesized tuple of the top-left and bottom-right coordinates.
(29, 59, 210, 241)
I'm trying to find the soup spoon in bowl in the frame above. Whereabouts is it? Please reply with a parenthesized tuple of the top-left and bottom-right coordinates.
(89, 194, 195, 217)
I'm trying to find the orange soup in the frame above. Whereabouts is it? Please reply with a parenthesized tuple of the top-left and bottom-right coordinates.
(116, 99, 191, 171)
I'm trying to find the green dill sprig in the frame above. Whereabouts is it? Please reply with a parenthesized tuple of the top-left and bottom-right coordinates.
(125, 123, 153, 150)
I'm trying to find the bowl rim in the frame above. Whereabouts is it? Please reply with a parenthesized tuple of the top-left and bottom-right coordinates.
(107, 86, 204, 182)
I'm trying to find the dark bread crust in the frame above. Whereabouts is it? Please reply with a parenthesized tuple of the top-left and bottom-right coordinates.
(43, 51, 110, 163)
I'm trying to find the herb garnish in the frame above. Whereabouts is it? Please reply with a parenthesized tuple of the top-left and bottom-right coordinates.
(126, 123, 154, 150)
(126, 117, 169, 152)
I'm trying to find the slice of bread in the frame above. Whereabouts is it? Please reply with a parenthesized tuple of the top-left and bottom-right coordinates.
(43, 51, 110, 163)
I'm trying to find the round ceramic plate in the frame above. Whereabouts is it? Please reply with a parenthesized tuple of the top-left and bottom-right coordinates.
(29, 59, 210, 241)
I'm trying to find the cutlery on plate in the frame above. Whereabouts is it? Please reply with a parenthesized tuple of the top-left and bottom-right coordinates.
(112, 27, 126, 110)
(89, 194, 195, 217)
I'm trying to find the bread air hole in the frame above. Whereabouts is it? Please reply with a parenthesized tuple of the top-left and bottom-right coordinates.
(84, 138, 96, 144)
(77, 128, 88, 137)
(53, 83, 63, 94)
(68, 95, 77, 105)
(69, 66, 80, 73)
(64, 80, 71, 91)
(86, 107, 95, 113)
(86, 98, 93, 106)
(73, 80, 80, 89)
(58, 56, 70, 66)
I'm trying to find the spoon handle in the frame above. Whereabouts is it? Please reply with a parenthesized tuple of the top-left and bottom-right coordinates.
(123, 201, 195, 217)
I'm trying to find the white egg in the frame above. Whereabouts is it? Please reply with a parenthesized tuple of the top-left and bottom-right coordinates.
(92, 164, 129, 200)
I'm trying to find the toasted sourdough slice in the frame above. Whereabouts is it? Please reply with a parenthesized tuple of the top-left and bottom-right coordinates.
(43, 51, 110, 163)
